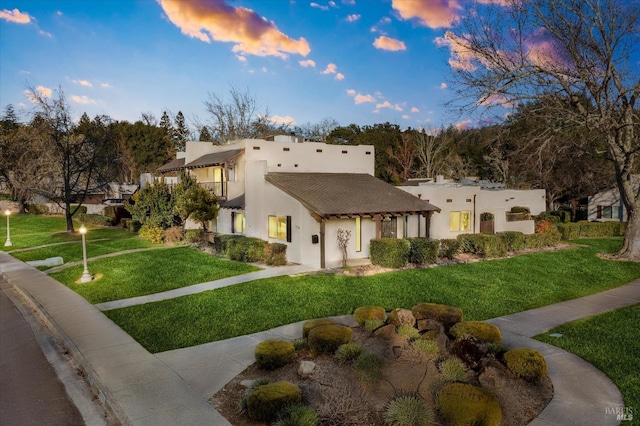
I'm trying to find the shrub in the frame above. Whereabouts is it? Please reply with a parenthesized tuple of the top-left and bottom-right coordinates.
(370, 238, 411, 268)
(185, 228, 205, 243)
(307, 324, 353, 355)
(213, 234, 242, 254)
(335, 342, 362, 365)
(457, 234, 506, 258)
(254, 339, 296, 370)
(77, 213, 112, 227)
(354, 352, 385, 383)
(438, 358, 469, 383)
(265, 243, 287, 266)
(503, 348, 548, 382)
(247, 381, 301, 422)
(292, 338, 308, 352)
(103, 205, 130, 225)
(162, 226, 184, 245)
(556, 221, 626, 240)
(139, 224, 164, 244)
(364, 319, 385, 332)
(439, 239, 460, 260)
(72, 206, 87, 216)
(449, 321, 502, 345)
(510, 206, 530, 214)
(411, 339, 439, 358)
(496, 231, 525, 252)
(436, 383, 501, 426)
(237, 377, 271, 414)
(127, 219, 141, 233)
(412, 303, 463, 328)
(551, 210, 571, 223)
(384, 393, 434, 426)
(302, 319, 337, 339)
(397, 324, 421, 340)
(353, 306, 386, 325)
(536, 211, 560, 223)
(408, 238, 439, 266)
(227, 236, 267, 262)
(26, 204, 49, 215)
(273, 403, 319, 426)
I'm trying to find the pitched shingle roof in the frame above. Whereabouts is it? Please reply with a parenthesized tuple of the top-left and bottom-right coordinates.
(157, 158, 185, 173)
(184, 149, 244, 169)
(220, 194, 245, 209)
(265, 173, 440, 220)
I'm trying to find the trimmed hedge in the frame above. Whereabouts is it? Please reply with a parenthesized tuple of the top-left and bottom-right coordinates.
(503, 348, 547, 382)
(496, 231, 525, 252)
(412, 303, 463, 328)
(227, 236, 267, 263)
(302, 319, 337, 339)
(77, 213, 112, 227)
(254, 339, 296, 370)
(247, 381, 301, 421)
(450, 321, 502, 344)
(307, 324, 353, 355)
(213, 234, 243, 254)
(265, 243, 287, 266)
(353, 306, 386, 325)
(556, 221, 626, 240)
(408, 238, 439, 266)
(439, 239, 461, 260)
(370, 238, 411, 268)
(436, 383, 502, 426)
(457, 234, 507, 258)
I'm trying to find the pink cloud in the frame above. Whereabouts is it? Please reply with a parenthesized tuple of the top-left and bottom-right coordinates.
(346, 89, 356, 96)
(477, 93, 517, 108)
(321, 63, 338, 74)
(376, 100, 403, 111)
(373, 36, 406, 51)
(391, 0, 461, 29)
(0, 8, 31, 24)
(435, 31, 477, 71)
(346, 14, 360, 22)
(299, 59, 316, 67)
(455, 119, 473, 130)
(71, 95, 97, 105)
(24, 85, 52, 103)
(355, 94, 374, 104)
(335, 72, 345, 80)
(411, 107, 419, 113)
(158, 0, 310, 59)
(440, 82, 447, 89)
(72, 79, 93, 87)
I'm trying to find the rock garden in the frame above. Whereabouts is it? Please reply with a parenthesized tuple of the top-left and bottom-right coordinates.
(210, 302, 552, 425)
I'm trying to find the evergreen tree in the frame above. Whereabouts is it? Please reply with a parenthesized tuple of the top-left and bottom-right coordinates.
(173, 111, 189, 151)
(159, 111, 173, 139)
(199, 126, 213, 142)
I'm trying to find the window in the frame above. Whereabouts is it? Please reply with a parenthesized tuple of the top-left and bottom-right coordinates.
(450, 211, 471, 232)
(268, 215, 292, 242)
(598, 205, 620, 219)
(231, 212, 245, 234)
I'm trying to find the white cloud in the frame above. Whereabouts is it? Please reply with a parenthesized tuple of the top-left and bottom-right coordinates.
(0, 8, 32, 24)
(24, 85, 52, 103)
(411, 107, 419, 113)
(266, 114, 295, 125)
(72, 79, 93, 87)
(236, 54, 247, 62)
(335, 72, 345, 80)
(354, 93, 374, 104)
(373, 36, 406, 51)
(310, 2, 329, 11)
(440, 82, 447, 89)
(346, 14, 360, 22)
(321, 63, 338, 74)
(346, 89, 356, 96)
(299, 59, 316, 67)
(71, 95, 97, 105)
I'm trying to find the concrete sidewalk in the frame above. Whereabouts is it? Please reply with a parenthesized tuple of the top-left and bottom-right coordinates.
(1, 249, 638, 425)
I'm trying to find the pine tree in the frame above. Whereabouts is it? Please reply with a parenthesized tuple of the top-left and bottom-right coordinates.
(173, 111, 189, 152)
(199, 126, 213, 142)
(159, 111, 173, 139)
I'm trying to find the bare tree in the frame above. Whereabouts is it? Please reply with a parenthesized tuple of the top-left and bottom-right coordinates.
(28, 87, 117, 233)
(203, 86, 289, 144)
(444, 0, 640, 259)
(336, 228, 351, 268)
(413, 130, 452, 179)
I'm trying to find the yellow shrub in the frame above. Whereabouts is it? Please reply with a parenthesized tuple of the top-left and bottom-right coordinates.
(353, 306, 386, 325)
(450, 321, 502, 344)
(437, 383, 501, 426)
(503, 348, 548, 382)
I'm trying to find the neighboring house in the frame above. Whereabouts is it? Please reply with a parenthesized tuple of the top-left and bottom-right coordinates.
(399, 177, 546, 239)
(41, 182, 138, 215)
(158, 136, 440, 268)
(587, 175, 639, 222)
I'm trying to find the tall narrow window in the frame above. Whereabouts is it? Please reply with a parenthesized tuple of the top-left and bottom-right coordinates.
(233, 212, 245, 234)
(355, 217, 361, 252)
(268, 215, 291, 241)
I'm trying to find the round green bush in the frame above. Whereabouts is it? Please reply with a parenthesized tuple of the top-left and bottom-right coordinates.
(449, 321, 502, 345)
(436, 383, 501, 426)
(247, 381, 301, 421)
(307, 324, 353, 355)
(353, 306, 386, 325)
(503, 348, 548, 382)
(412, 303, 463, 328)
(412, 339, 439, 358)
(438, 357, 469, 383)
(384, 394, 434, 426)
(364, 318, 385, 332)
(397, 324, 421, 340)
(302, 318, 337, 339)
(335, 342, 362, 364)
(254, 339, 296, 370)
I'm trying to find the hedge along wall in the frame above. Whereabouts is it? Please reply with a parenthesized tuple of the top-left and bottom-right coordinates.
(370, 239, 411, 268)
(457, 234, 507, 258)
(555, 221, 626, 240)
(407, 238, 439, 266)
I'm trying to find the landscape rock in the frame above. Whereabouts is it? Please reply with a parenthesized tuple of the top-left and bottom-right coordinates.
(374, 324, 396, 339)
(297, 361, 316, 378)
(388, 308, 415, 327)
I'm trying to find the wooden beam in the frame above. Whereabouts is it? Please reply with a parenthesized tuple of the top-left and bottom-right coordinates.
(320, 221, 326, 269)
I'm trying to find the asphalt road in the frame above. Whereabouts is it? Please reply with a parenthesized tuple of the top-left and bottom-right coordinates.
(0, 279, 107, 425)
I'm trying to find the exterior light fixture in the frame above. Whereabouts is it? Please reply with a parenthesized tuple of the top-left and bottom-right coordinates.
(79, 225, 92, 283)
(4, 210, 12, 247)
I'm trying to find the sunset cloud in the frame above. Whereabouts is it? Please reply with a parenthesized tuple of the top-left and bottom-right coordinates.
(335, 72, 345, 80)
(299, 59, 316, 67)
(0, 8, 32, 24)
(373, 36, 406, 51)
(347, 89, 375, 104)
(158, 0, 310, 59)
(455, 119, 473, 130)
(376, 100, 403, 111)
(435, 31, 477, 71)
(72, 79, 93, 87)
(391, 0, 460, 29)
(411, 107, 419, 113)
(321, 63, 338, 74)
(71, 95, 97, 105)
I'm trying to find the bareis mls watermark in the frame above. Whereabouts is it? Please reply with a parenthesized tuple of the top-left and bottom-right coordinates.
(606, 406, 633, 421)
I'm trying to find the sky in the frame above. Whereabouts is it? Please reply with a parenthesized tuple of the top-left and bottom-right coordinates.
(0, 0, 586, 134)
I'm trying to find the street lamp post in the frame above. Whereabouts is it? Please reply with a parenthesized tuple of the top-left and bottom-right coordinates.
(4, 210, 12, 247)
(79, 225, 92, 283)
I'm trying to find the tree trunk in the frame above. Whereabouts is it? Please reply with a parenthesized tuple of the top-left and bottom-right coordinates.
(17, 199, 26, 214)
(65, 200, 75, 234)
(618, 208, 640, 260)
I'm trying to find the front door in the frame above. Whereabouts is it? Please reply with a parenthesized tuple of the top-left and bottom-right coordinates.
(381, 217, 397, 238)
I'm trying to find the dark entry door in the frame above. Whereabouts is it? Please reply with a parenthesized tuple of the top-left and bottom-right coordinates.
(381, 217, 397, 238)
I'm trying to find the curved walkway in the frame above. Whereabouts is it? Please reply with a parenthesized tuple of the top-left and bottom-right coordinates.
(0, 251, 637, 425)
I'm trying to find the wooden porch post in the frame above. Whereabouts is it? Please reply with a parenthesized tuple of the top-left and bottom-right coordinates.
(375, 215, 382, 239)
(320, 221, 326, 269)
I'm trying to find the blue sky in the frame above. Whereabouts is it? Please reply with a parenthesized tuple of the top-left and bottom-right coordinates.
(0, 1, 529, 132)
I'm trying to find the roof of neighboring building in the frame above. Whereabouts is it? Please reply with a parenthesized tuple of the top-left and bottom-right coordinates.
(220, 194, 245, 209)
(157, 158, 185, 173)
(265, 173, 440, 220)
(184, 149, 244, 169)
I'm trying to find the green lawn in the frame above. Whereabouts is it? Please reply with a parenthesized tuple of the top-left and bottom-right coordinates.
(50, 246, 261, 304)
(105, 238, 640, 353)
(536, 304, 640, 417)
